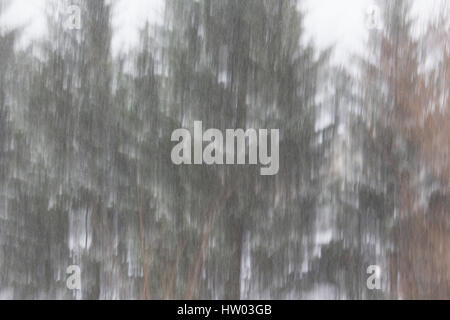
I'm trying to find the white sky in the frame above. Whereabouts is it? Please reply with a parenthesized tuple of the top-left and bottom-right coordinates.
(0, 0, 447, 64)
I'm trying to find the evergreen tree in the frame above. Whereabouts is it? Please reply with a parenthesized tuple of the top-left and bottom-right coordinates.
(161, 0, 328, 299)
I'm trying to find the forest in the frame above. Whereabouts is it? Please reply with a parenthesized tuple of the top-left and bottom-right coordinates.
(0, 0, 449, 299)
